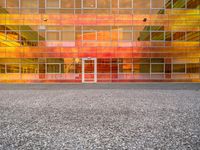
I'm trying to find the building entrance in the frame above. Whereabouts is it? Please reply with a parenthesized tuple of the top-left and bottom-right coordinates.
(82, 58, 97, 83)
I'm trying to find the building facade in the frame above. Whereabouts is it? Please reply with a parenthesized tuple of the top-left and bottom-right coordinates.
(0, 0, 200, 83)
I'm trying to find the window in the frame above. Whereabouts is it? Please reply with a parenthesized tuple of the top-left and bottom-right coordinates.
(7, 0, 19, 8)
(62, 31, 75, 41)
(97, 64, 111, 73)
(83, 31, 97, 40)
(173, 32, 185, 41)
(119, 64, 132, 73)
(173, 0, 186, 8)
(119, 0, 132, 8)
(187, 0, 200, 8)
(151, 64, 164, 73)
(61, 0, 74, 8)
(173, 64, 186, 73)
(21, 64, 38, 73)
(133, 64, 150, 73)
(21, 0, 38, 8)
(0, 0, 5, 7)
(6, 31, 20, 41)
(21, 31, 38, 41)
(165, 32, 172, 41)
(47, 64, 60, 73)
(133, 0, 150, 9)
(166, 0, 172, 8)
(187, 63, 200, 73)
(152, 0, 164, 8)
(83, 0, 96, 8)
(151, 58, 164, 63)
(47, 31, 60, 41)
(61, 64, 75, 73)
(139, 32, 150, 41)
(0, 64, 5, 73)
(187, 31, 200, 41)
(187, 64, 200, 73)
(47, 58, 64, 63)
(46, 0, 60, 8)
(97, 0, 110, 8)
(151, 32, 164, 41)
(6, 64, 20, 73)
(120, 32, 132, 41)
(165, 64, 172, 73)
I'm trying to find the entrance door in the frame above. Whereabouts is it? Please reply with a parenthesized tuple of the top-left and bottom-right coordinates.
(82, 58, 97, 83)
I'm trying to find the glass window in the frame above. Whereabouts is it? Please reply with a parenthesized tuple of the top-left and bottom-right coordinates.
(133, 0, 150, 9)
(0, 58, 21, 63)
(139, 31, 150, 41)
(46, 0, 60, 8)
(120, 32, 132, 41)
(21, 58, 38, 63)
(173, 64, 186, 73)
(7, 0, 19, 7)
(151, 64, 164, 73)
(83, 31, 97, 40)
(165, 64, 172, 73)
(173, 32, 185, 41)
(62, 31, 75, 41)
(133, 58, 150, 63)
(6, 64, 20, 73)
(6, 31, 20, 41)
(0, 0, 5, 7)
(165, 32, 172, 41)
(0, 64, 5, 73)
(97, 0, 110, 8)
(83, 0, 96, 8)
(47, 58, 64, 63)
(21, 0, 38, 8)
(97, 64, 111, 73)
(187, 31, 200, 41)
(151, 26, 164, 31)
(187, 64, 200, 73)
(152, 0, 164, 8)
(61, 64, 75, 73)
(21, 64, 38, 73)
(21, 31, 38, 41)
(166, 0, 172, 8)
(47, 31, 60, 41)
(119, 0, 132, 8)
(187, 0, 200, 8)
(61, 0, 74, 8)
(47, 64, 60, 73)
(119, 64, 132, 73)
(133, 64, 150, 73)
(173, 0, 186, 8)
(151, 32, 164, 41)
(151, 58, 164, 63)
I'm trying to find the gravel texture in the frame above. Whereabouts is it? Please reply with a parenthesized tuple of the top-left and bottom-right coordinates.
(0, 83, 200, 150)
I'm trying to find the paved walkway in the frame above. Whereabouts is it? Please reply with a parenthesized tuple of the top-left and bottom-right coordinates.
(0, 83, 200, 149)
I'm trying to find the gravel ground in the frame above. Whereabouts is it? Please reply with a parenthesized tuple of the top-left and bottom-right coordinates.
(0, 84, 200, 150)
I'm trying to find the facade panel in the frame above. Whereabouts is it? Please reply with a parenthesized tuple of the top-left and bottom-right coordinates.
(0, 0, 200, 82)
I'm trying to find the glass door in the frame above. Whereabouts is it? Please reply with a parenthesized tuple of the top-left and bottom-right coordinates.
(82, 58, 97, 83)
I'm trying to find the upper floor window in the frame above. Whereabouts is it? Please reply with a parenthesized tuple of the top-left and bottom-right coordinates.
(61, 0, 74, 8)
(152, 0, 165, 8)
(119, 0, 133, 8)
(0, 0, 5, 8)
(83, 0, 96, 8)
(21, 0, 38, 8)
(187, 0, 200, 9)
(7, 0, 19, 8)
(97, 0, 110, 8)
(173, 0, 186, 8)
(46, 0, 60, 8)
